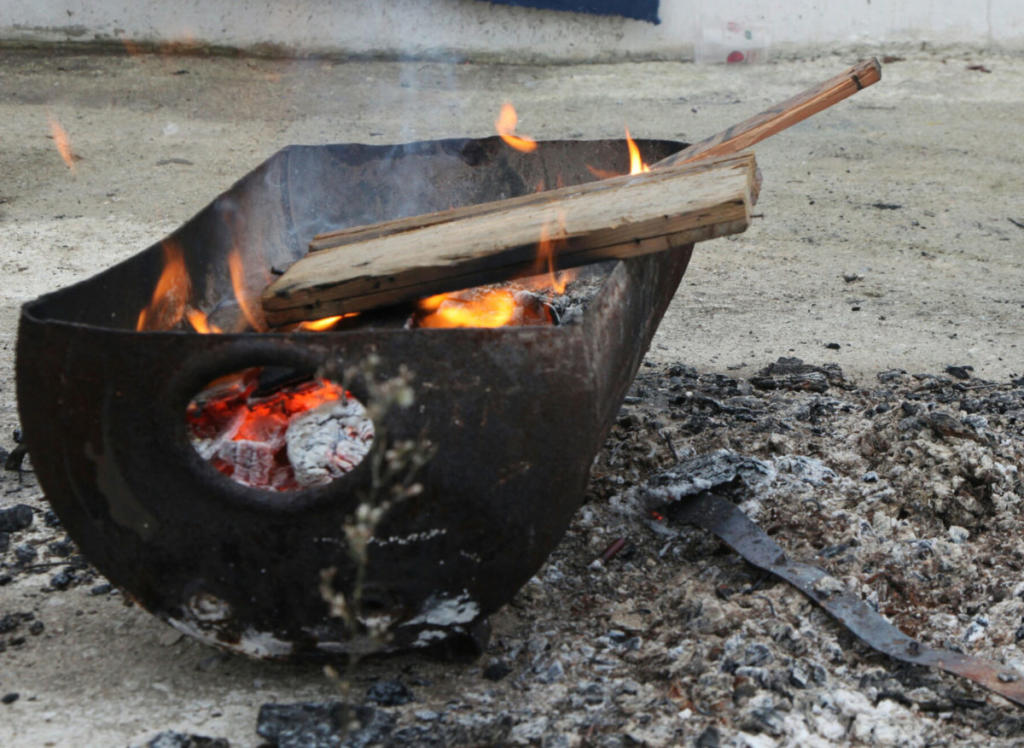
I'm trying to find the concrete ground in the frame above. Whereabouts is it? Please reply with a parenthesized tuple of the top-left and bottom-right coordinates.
(0, 46, 1022, 745)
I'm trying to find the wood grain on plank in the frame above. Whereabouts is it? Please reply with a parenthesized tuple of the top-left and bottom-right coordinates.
(262, 153, 756, 324)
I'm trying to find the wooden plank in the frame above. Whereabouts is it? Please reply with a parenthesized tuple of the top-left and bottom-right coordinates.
(306, 153, 744, 254)
(262, 153, 755, 325)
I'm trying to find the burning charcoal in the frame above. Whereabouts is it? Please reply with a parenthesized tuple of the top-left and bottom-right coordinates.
(0, 504, 33, 533)
(256, 701, 395, 748)
(365, 679, 413, 707)
(144, 731, 229, 748)
(188, 369, 371, 491)
(213, 437, 285, 488)
(286, 399, 375, 488)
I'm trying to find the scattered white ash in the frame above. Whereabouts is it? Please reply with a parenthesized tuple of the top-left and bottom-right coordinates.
(4, 358, 1024, 746)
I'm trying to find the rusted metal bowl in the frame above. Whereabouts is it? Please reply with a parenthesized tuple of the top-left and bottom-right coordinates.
(17, 136, 691, 659)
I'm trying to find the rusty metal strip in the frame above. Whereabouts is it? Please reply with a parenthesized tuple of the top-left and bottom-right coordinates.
(670, 491, 1024, 708)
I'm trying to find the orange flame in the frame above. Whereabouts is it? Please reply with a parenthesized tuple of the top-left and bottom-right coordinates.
(527, 212, 573, 294)
(228, 249, 268, 332)
(137, 240, 191, 331)
(297, 314, 355, 331)
(186, 308, 221, 334)
(495, 103, 538, 153)
(415, 290, 517, 328)
(626, 127, 651, 175)
(586, 128, 651, 180)
(48, 115, 77, 174)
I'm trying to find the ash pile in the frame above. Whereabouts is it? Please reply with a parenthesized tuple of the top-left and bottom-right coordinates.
(5, 359, 1024, 746)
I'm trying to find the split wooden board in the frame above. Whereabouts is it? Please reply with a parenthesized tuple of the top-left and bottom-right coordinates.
(262, 152, 756, 325)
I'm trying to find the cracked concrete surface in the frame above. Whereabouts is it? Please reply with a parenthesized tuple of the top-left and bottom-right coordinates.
(0, 46, 1022, 745)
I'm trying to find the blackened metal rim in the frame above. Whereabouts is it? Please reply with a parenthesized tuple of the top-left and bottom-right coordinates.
(19, 294, 594, 334)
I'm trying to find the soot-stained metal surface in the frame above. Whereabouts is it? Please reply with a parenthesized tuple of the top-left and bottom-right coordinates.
(17, 136, 691, 659)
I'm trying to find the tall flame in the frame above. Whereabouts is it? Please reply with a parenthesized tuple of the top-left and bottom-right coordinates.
(48, 115, 77, 174)
(495, 103, 538, 153)
(626, 127, 650, 175)
(228, 249, 268, 332)
(529, 212, 572, 294)
(137, 240, 191, 331)
(186, 308, 221, 334)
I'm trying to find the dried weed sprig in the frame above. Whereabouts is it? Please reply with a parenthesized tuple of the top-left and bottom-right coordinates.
(318, 354, 435, 707)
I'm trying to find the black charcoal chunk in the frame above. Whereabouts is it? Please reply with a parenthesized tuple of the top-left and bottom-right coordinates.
(0, 504, 33, 533)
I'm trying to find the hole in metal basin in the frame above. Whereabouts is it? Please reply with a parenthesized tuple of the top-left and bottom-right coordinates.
(186, 365, 374, 492)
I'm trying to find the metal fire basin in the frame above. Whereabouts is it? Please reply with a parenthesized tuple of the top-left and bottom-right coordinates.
(17, 136, 692, 660)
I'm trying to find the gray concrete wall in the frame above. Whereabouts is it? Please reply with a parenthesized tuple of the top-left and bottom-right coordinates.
(2, 0, 1023, 62)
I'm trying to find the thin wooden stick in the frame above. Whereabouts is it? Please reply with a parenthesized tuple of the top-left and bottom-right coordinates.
(308, 58, 880, 256)
(654, 57, 881, 167)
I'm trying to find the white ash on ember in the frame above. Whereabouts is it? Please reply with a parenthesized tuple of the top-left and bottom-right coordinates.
(186, 367, 373, 491)
(285, 398, 375, 487)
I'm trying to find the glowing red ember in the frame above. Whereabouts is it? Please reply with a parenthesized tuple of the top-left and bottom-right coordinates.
(187, 367, 373, 491)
